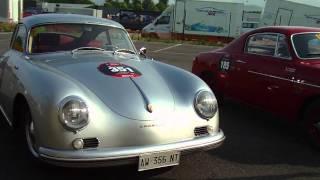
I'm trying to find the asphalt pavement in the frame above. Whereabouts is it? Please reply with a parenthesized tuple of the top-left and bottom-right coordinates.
(0, 34, 320, 180)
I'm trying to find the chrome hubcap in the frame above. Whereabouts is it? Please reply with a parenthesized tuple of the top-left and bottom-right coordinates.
(26, 120, 39, 157)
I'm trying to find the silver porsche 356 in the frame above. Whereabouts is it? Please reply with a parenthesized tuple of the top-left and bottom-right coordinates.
(0, 14, 224, 171)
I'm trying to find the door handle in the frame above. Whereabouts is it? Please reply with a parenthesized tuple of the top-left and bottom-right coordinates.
(285, 67, 296, 73)
(267, 85, 279, 91)
(235, 60, 247, 64)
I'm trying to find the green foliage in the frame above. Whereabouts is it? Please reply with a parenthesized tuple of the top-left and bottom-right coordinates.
(156, 2, 167, 11)
(47, 0, 168, 12)
(132, 0, 143, 11)
(0, 22, 16, 32)
(47, 0, 93, 4)
(142, 0, 156, 11)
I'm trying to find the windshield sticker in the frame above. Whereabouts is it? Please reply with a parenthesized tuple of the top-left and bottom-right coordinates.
(98, 63, 142, 78)
(316, 34, 320, 40)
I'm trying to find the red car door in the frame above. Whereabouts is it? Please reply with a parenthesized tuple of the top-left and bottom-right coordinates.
(244, 33, 296, 116)
(222, 50, 254, 103)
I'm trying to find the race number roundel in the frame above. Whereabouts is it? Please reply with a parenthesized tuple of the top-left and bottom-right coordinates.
(98, 63, 142, 78)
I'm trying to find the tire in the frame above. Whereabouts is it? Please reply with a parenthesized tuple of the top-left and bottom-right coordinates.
(302, 99, 320, 149)
(18, 103, 39, 160)
(149, 33, 158, 39)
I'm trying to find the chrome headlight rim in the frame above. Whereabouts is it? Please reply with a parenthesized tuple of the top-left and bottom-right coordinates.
(194, 90, 218, 120)
(58, 96, 89, 132)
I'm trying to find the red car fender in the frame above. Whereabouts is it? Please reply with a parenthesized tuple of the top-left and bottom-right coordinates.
(192, 51, 229, 91)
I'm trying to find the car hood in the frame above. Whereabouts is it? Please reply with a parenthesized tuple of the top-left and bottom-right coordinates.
(30, 52, 175, 121)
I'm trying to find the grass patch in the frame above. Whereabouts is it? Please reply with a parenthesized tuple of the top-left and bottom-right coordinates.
(130, 33, 226, 47)
(0, 22, 16, 32)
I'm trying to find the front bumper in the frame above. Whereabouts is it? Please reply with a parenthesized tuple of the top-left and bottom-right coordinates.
(38, 129, 225, 167)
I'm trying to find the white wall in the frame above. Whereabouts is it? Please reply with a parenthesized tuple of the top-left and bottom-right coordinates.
(0, 0, 23, 22)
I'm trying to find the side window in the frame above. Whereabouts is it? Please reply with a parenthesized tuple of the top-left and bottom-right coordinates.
(275, 35, 291, 59)
(12, 25, 27, 52)
(246, 34, 277, 56)
(156, 16, 170, 25)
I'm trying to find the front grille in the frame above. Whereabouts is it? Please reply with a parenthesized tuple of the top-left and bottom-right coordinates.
(194, 126, 209, 137)
(83, 138, 99, 149)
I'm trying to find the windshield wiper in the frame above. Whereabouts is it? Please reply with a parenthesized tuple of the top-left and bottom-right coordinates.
(71, 47, 106, 54)
(113, 49, 136, 55)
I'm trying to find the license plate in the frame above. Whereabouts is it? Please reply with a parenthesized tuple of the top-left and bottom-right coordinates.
(138, 151, 180, 171)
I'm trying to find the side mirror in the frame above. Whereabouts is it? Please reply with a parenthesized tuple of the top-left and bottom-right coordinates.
(139, 47, 147, 58)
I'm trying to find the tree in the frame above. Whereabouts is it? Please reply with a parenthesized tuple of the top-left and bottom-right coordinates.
(47, 0, 93, 4)
(132, 0, 142, 11)
(155, 0, 168, 11)
(142, 0, 156, 11)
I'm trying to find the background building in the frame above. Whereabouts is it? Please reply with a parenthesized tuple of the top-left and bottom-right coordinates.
(0, 0, 23, 22)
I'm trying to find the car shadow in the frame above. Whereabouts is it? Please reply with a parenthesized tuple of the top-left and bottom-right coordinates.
(0, 114, 174, 179)
(207, 99, 320, 167)
(209, 172, 320, 180)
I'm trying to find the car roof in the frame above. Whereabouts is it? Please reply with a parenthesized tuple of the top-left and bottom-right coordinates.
(250, 26, 320, 36)
(21, 13, 124, 29)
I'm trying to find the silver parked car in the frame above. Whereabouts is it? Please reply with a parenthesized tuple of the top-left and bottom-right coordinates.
(0, 14, 225, 170)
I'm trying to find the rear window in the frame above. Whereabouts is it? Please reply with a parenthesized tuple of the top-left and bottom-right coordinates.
(292, 33, 320, 59)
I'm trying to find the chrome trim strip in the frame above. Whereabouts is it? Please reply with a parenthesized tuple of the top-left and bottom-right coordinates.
(38, 130, 225, 162)
(301, 81, 320, 89)
(0, 105, 12, 127)
(248, 70, 320, 89)
(291, 32, 320, 60)
(248, 70, 292, 82)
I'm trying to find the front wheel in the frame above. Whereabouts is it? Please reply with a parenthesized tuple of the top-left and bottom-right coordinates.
(303, 100, 320, 149)
(18, 103, 39, 159)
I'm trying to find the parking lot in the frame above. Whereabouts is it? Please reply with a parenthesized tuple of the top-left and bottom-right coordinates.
(1, 33, 320, 179)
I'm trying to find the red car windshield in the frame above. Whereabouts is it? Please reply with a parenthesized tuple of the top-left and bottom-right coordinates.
(28, 23, 135, 54)
(292, 33, 320, 59)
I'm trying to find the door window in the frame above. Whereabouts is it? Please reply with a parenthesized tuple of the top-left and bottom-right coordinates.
(275, 35, 291, 59)
(156, 16, 170, 25)
(12, 25, 27, 52)
(246, 34, 277, 56)
(246, 33, 291, 59)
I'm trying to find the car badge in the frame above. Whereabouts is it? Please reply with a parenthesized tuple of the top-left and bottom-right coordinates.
(147, 104, 153, 113)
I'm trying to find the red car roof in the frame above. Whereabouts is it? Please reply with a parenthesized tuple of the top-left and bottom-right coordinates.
(250, 26, 320, 36)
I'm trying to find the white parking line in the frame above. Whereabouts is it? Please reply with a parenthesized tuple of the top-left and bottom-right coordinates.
(152, 44, 182, 53)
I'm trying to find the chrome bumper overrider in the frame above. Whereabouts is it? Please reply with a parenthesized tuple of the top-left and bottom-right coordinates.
(38, 130, 225, 167)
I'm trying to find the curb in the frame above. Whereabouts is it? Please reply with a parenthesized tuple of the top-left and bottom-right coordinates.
(0, 32, 13, 34)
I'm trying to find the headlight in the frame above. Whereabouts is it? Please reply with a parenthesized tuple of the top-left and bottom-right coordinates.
(194, 90, 218, 119)
(58, 96, 89, 131)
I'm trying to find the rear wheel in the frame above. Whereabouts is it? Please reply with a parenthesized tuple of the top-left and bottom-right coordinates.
(303, 99, 320, 149)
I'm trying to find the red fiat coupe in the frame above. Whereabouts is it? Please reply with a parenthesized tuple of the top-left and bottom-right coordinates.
(192, 26, 320, 148)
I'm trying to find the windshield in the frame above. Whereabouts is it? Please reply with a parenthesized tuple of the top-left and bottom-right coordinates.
(292, 33, 320, 59)
(28, 23, 136, 54)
